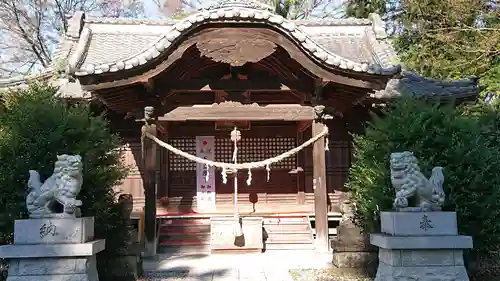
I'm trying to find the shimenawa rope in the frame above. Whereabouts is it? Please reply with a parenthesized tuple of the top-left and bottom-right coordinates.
(143, 125, 329, 177)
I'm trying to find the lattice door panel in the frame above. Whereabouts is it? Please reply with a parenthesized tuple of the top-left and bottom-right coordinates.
(168, 138, 196, 171)
(215, 137, 297, 169)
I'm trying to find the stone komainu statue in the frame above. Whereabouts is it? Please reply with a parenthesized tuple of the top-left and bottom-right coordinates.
(390, 151, 445, 212)
(26, 154, 83, 218)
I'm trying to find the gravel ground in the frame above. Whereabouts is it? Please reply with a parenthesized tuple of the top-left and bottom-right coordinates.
(288, 269, 375, 281)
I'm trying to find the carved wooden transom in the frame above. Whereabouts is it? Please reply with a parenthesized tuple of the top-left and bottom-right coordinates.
(196, 39, 277, 66)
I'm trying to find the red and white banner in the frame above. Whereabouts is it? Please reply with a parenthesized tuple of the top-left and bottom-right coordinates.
(196, 136, 216, 210)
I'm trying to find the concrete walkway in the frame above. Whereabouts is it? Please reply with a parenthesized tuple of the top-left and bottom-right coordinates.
(143, 251, 333, 281)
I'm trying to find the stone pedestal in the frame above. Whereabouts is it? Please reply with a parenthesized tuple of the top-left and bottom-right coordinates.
(0, 217, 105, 281)
(371, 212, 472, 281)
(331, 202, 377, 268)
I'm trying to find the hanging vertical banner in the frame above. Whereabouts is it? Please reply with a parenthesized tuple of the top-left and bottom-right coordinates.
(196, 136, 216, 210)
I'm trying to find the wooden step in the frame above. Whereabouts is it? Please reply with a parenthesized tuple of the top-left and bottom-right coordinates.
(159, 224, 211, 233)
(157, 217, 212, 254)
(159, 233, 210, 244)
(160, 218, 210, 226)
(157, 244, 211, 254)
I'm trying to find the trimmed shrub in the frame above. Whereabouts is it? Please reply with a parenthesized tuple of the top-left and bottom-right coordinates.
(0, 83, 130, 280)
(347, 98, 500, 259)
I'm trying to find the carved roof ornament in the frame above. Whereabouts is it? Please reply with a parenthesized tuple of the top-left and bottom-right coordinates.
(211, 101, 259, 107)
(196, 39, 276, 66)
(313, 105, 334, 121)
(144, 106, 154, 121)
(205, 0, 273, 11)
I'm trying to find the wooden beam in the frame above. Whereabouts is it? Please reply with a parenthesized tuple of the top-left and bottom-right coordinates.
(158, 102, 315, 121)
(312, 106, 329, 252)
(141, 106, 157, 257)
(169, 78, 309, 92)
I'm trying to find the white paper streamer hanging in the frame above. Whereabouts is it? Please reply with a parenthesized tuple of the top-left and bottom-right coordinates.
(205, 163, 210, 182)
(247, 169, 252, 186)
(222, 167, 228, 184)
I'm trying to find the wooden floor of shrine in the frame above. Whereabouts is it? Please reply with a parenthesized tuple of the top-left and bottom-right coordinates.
(131, 192, 343, 218)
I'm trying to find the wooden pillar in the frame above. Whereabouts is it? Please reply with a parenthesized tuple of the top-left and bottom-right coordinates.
(142, 106, 157, 257)
(313, 105, 329, 252)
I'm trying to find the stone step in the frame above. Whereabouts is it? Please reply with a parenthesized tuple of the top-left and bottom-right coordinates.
(263, 217, 309, 225)
(264, 224, 311, 233)
(264, 243, 315, 250)
(265, 233, 314, 244)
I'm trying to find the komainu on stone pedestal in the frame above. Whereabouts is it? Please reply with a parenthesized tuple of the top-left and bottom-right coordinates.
(390, 151, 445, 212)
(371, 152, 473, 280)
(27, 154, 84, 218)
(0, 155, 105, 281)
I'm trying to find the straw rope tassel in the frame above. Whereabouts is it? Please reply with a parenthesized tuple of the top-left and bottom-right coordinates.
(231, 127, 243, 237)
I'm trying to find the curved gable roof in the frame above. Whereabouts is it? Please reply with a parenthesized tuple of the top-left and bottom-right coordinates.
(0, 1, 480, 102)
(65, 2, 400, 78)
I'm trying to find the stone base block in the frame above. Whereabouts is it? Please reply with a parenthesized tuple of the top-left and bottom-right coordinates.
(14, 217, 94, 244)
(7, 256, 98, 281)
(375, 248, 469, 280)
(332, 251, 377, 268)
(379, 249, 464, 267)
(370, 234, 473, 250)
(375, 262, 469, 281)
(0, 240, 105, 258)
(381, 212, 458, 236)
(7, 274, 96, 281)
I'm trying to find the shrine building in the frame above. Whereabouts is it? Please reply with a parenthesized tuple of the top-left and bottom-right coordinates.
(0, 0, 480, 256)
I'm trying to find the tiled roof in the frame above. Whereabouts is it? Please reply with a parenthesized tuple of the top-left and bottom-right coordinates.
(64, 3, 399, 76)
(0, 1, 480, 101)
(372, 72, 480, 100)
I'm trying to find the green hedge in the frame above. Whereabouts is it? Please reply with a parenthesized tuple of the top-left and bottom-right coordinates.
(0, 84, 130, 280)
(347, 98, 500, 258)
